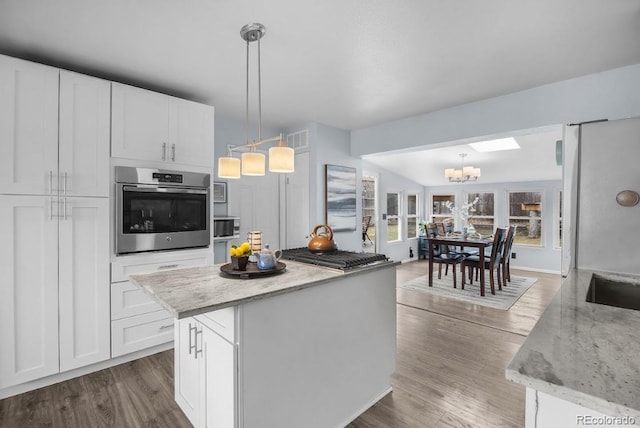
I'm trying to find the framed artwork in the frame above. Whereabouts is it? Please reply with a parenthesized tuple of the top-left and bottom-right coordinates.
(325, 164, 357, 232)
(213, 181, 227, 203)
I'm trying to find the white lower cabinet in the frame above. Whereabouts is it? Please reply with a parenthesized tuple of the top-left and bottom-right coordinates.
(0, 195, 110, 388)
(111, 310, 175, 358)
(176, 312, 236, 428)
(110, 249, 213, 358)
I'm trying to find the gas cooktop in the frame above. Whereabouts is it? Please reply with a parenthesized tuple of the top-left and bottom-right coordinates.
(280, 248, 389, 271)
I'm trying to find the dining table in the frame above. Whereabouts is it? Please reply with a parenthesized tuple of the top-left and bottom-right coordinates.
(426, 234, 495, 296)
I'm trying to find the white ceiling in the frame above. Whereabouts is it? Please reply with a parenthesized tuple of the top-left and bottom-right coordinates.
(363, 127, 563, 186)
(1, 0, 639, 132)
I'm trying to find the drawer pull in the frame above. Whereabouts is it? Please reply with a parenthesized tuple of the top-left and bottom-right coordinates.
(159, 324, 173, 331)
(158, 264, 179, 270)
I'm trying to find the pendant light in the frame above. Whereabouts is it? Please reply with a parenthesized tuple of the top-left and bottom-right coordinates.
(217, 23, 295, 179)
(444, 153, 481, 183)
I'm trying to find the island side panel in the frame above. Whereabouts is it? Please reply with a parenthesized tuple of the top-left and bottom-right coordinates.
(239, 266, 396, 428)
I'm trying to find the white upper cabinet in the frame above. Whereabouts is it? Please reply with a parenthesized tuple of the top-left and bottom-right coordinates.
(59, 71, 111, 197)
(0, 56, 110, 197)
(0, 55, 59, 195)
(111, 82, 170, 163)
(111, 82, 214, 167)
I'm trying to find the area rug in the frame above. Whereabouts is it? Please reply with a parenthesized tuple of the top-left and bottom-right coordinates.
(398, 274, 537, 310)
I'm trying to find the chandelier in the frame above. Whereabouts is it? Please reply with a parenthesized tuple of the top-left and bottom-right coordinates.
(444, 153, 481, 183)
(218, 23, 294, 179)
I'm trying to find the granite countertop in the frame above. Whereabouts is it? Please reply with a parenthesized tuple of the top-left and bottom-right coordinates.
(506, 269, 640, 419)
(130, 259, 398, 320)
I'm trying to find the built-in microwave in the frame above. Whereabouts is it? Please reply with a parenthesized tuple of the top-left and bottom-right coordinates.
(115, 167, 210, 255)
(213, 217, 240, 240)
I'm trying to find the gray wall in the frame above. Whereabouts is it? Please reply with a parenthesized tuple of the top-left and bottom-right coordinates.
(351, 63, 640, 157)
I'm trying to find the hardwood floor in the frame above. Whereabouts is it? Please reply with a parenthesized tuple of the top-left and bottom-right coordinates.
(348, 259, 562, 428)
(0, 260, 561, 428)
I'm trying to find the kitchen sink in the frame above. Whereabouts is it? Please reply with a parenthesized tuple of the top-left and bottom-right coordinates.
(586, 273, 640, 311)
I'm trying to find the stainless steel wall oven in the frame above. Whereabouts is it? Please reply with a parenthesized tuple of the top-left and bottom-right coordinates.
(115, 167, 210, 255)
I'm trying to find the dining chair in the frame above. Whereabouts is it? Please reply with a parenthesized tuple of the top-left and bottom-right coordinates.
(362, 215, 373, 244)
(461, 227, 508, 295)
(426, 223, 466, 288)
(501, 225, 518, 284)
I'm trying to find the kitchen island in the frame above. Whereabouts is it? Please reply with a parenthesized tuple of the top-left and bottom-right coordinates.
(506, 269, 640, 427)
(130, 259, 398, 428)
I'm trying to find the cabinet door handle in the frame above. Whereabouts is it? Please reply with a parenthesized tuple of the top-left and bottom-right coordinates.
(162, 142, 167, 161)
(49, 197, 54, 220)
(63, 197, 68, 220)
(171, 144, 176, 162)
(63, 172, 68, 195)
(195, 328, 203, 359)
(48, 171, 53, 195)
(188, 322, 196, 355)
(159, 324, 173, 331)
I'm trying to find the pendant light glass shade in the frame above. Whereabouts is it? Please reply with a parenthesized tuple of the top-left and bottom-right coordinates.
(218, 156, 241, 179)
(268, 145, 295, 173)
(241, 152, 266, 176)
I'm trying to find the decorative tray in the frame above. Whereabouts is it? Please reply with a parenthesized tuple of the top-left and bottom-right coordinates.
(219, 261, 287, 279)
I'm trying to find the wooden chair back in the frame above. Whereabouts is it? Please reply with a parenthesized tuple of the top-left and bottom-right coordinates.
(362, 215, 372, 233)
(489, 227, 508, 268)
(502, 225, 517, 261)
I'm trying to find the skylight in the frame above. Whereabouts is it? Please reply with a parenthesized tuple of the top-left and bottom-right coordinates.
(469, 137, 520, 152)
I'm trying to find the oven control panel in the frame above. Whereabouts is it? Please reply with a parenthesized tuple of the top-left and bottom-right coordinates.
(152, 172, 183, 183)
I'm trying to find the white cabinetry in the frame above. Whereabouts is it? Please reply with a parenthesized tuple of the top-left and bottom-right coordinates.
(111, 82, 214, 168)
(0, 56, 59, 195)
(175, 309, 236, 428)
(0, 196, 110, 387)
(58, 197, 110, 372)
(0, 56, 111, 389)
(0, 56, 109, 197)
(58, 70, 111, 197)
(0, 196, 59, 388)
(110, 249, 213, 358)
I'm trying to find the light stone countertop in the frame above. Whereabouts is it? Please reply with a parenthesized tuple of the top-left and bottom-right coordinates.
(130, 260, 399, 320)
(506, 269, 640, 419)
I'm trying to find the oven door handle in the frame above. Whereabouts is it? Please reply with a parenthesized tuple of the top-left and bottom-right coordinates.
(122, 185, 208, 195)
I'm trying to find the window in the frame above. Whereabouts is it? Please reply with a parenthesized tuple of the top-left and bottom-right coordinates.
(386, 192, 400, 242)
(432, 193, 455, 224)
(508, 191, 543, 246)
(407, 193, 419, 239)
(466, 192, 495, 236)
(555, 190, 563, 248)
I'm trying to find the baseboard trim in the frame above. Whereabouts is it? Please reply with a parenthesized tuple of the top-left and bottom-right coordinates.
(0, 341, 174, 400)
(511, 265, 561, 275)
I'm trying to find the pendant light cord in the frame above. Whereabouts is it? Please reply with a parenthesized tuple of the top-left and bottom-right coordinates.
(245, 39, 250, 146)
(258, 36, 262, 141)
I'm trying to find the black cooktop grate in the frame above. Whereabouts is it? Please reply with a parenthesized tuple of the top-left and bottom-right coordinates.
(280, 248, 388, 270)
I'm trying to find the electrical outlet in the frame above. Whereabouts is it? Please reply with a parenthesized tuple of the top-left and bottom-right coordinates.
(511, 252, 517, 259)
